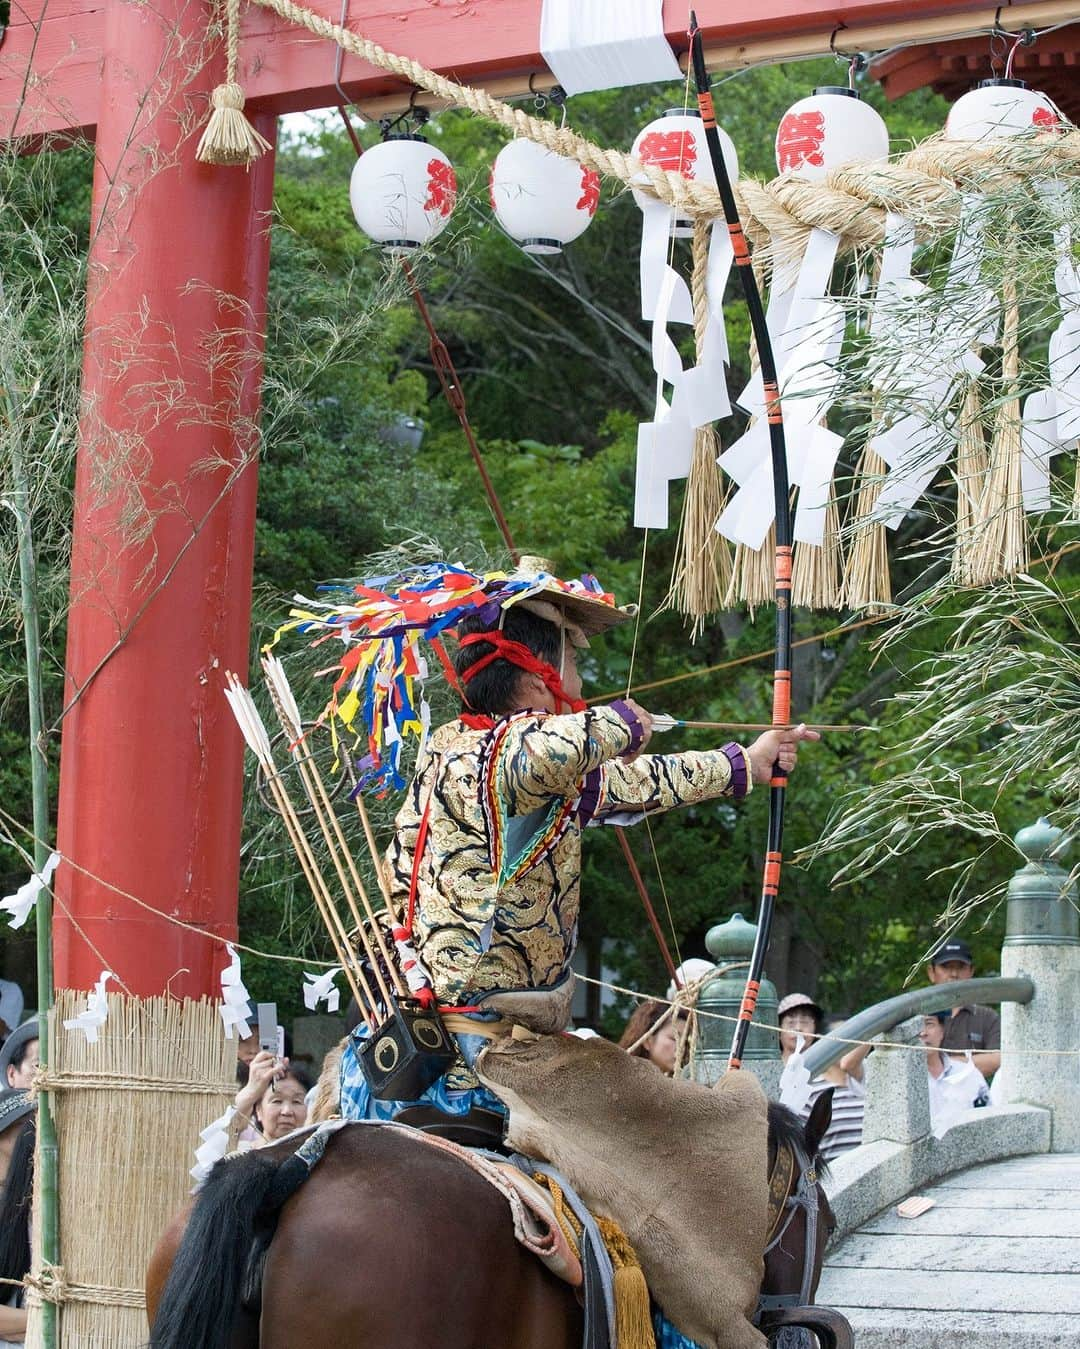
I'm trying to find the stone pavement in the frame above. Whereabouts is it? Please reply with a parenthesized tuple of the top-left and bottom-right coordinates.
(816, 1151, 1080, 1346)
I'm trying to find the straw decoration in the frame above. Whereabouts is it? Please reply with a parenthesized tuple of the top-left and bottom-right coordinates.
(196, 0, 272, 166)
(25, 996, 233, 1344)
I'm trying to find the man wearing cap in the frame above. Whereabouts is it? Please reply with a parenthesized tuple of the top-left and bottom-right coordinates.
(926, 939, 1001, 1077)
(300, 559, 818, 1122)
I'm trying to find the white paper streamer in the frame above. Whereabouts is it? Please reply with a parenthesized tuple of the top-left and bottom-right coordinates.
(1, 851, 60, 930)
(778, 1033, 814, 1114)
(303, 967, 342, 1014)
(719, 229, 844, 546)
(62, 970, 114, 1044)
(1021, 388, 1068, 512)
(219, 943, 253, 1040)
(190, 1105, 238, 1186)
(540, 0, 681, 98)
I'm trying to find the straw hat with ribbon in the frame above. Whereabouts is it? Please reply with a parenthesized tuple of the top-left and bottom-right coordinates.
(276, 557, 636, 791)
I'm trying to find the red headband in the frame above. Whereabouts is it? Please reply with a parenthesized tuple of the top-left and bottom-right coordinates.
(458, 631, 585, 714)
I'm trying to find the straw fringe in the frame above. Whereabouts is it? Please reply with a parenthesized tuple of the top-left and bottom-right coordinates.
(197, 0, 272, 166)
(840, 444, 892, 613)
(968, 276, 1028, 585)
(25, 994, 234, 1347)
(950, 377, 990, 586)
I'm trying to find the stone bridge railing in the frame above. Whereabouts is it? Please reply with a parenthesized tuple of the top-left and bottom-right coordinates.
(804, 817, 1080, 1237)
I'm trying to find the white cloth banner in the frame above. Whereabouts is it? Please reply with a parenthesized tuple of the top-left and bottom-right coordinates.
(540, 0, 681, 97)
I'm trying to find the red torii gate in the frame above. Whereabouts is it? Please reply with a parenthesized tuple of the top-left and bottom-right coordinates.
(2, 0, 1071, 999)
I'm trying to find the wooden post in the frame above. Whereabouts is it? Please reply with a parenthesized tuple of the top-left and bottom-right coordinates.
(53, 0, 277, 999)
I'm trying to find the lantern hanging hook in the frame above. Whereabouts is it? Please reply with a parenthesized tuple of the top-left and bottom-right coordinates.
(829, 24, 868, 84)
(989, 20, 1010, 78)
(527, 73, 567, 121)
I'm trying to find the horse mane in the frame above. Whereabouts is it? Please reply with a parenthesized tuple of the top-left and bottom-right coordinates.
(149, 1150, 281, 1349)
(767, 1099, 829, 1177)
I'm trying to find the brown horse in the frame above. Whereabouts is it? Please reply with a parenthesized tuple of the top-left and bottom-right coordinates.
(146, 1101, 848, 1349)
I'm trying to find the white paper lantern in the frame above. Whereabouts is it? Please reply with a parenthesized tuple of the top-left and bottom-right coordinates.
(489, 139, 599, 255)
(944, 78, 1063, 141)
(775, 87, 889, 180)
(349, 135, 457, 251)
(631, 109, 738, 236)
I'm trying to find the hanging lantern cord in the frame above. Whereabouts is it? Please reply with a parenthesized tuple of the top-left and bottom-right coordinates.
(1005, 29, 1037, 78)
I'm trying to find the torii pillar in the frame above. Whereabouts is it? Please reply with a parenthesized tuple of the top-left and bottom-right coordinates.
(53, 1, 276, 996)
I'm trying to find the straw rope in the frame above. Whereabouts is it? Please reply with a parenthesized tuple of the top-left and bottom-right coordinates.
(34, 1069, 232, 1096)
(24, 1266, 145, 1309)
(240, 0, 1079, 263)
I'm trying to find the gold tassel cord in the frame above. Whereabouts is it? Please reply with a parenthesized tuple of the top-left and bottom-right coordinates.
(196, 0, 273, 166)
(595, 1217, 655, 1349)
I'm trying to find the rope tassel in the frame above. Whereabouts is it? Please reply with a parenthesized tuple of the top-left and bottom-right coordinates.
(197, 0, 272, 166)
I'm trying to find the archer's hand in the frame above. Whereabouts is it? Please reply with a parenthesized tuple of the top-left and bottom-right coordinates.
(746, 724, 820, 785)
(620, 698, 653, 757)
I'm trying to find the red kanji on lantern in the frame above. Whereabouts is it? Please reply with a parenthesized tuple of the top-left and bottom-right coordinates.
(776, 111, 826, 172)
(1031, 105, 1061, 129)
(577, 167, 600, 215)
(425, 159, 457, 216)
(488, 166, 498, 212)
(637, 130, 697, 176)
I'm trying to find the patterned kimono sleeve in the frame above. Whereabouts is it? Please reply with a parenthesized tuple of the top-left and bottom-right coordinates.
(592, 743, 752, 820)
(498, 704, 639, 814)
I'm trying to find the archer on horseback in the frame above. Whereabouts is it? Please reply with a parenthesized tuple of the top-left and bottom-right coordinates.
(315, 556, 818, 1128)
(148, 559, 842, 1349)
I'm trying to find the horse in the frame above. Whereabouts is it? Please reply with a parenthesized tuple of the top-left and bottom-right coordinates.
(146, 1093, 848, 1349)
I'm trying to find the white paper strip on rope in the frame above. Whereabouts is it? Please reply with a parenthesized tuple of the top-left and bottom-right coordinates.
(0, 851, 60, 930)
(303, 967, 342, 1014)
(190, 1105, 237, 1186)
(62, 970, 114, 1044)
(220, 943, 253, 1040)
(1021, 388, 1068, 512)
(540, 0, 681, 97)
(718, 228, 844, 549)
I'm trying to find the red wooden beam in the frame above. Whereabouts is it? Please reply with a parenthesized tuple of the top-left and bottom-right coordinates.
(3, 0, 1075, 142)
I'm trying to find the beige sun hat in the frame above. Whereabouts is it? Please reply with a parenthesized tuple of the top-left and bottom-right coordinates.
(503, 554, 638, 642)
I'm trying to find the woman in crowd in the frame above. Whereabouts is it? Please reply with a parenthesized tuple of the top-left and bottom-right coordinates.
(0, 1091, 36, 1346)
(778, 992, 870, 1163)
(619, 999, 689, 1077)
(231, 1053, 313, 1148)
(0, 1026, 37, 1093)
(920, 1011, 989, 1131)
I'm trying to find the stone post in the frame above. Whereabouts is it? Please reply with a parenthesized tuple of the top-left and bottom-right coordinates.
(692, 912, 781, 1095)
(995, 818, 1080, 1153)
(860, 1015, 931, 1146)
